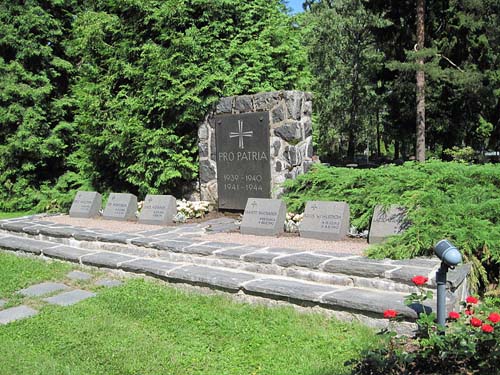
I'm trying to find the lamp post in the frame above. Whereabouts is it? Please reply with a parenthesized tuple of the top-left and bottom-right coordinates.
(433, 239, 462, 327)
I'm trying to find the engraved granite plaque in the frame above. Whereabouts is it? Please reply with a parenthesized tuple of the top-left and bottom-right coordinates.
(69, 191, 101, 218)
(368, 205, 407, 244)
(299, 201, 350, 241)
(138, 194, 177, 225)
(215, 112, 271, 210)
(102, 193, 137, 221)
(240, 198, 286, 236)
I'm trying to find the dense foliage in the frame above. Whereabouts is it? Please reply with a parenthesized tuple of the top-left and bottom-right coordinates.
(0, 0, 309, 211)
(283, 161, 500, 291)
(305, 0, 500, 161)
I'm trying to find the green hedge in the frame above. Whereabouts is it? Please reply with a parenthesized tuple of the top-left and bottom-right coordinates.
(283, 161, 500, 291)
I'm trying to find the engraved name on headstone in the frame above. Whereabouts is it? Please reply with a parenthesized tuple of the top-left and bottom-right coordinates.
(215, 112, 271, 210)
(240, 198, 286, 236)
(102, 193, 138, 221)
(69, 191, 102, 218)
(138, 194, 177, 225)
(368, 205, 407, 244)
(299, 201, 350, 241)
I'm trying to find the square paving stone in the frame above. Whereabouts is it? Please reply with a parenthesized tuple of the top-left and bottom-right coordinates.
(43, 289, 96, 306)
(167, 265, 256, 292)
(67, 270, 93, 281)
(0, 236, 57, 255)
(95, 279, 123, 288)
(273, 253, 333, 269)
(120, 258, 179, 276)
(81, 252, 136, 268)
(17, 282, 70, 297)
(0, 305, 38, 325)
(243, 278, 338, 303)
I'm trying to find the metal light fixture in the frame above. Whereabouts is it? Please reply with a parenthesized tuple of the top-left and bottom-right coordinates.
(434, 239, 463, 327)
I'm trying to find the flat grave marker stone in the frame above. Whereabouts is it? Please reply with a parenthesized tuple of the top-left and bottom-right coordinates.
(69, 191, 101, 218)
(138, 194, 177, 225)
(240, 198, 286, 236)
(215, 112, 271, 210)
(102, 193, 137, 221)
(299, 201, 350, 241)
(368, 205, 407, 244)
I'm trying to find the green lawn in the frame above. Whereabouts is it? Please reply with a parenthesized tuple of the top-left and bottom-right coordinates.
(0, 251, 379, 375)
(0, 211, 34, 219)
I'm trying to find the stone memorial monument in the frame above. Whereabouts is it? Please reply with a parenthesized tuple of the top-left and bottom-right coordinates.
(368, 205, 407, 244)
(102, 193, 138, 221)
(240, 198, 287, 236)
(138, 194, 177, 225)
(198, 90, 315, 210)
(299, 201, 350, 241)
(69, 191, 101, 218)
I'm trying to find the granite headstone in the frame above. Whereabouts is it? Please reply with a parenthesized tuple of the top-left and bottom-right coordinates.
(240, 198, 286, 236)
(299, 201, 350, 241)
(69, 191, 101, 218)
(368, 205, 407, 244)
(138, 194, 177, 225)
(102, 193, 137, 221)
(215, 112, 271, 210)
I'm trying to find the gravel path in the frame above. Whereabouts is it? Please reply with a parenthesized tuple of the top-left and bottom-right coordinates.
(202, 232, 368, 255)
(45, 215, 369, 255)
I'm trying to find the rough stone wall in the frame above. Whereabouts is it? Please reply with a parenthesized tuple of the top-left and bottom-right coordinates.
(198, 90, 314, 205)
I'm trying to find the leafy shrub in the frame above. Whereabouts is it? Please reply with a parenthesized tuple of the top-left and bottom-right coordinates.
(350, 277, 500, 375)
(283, 161, 500, 291)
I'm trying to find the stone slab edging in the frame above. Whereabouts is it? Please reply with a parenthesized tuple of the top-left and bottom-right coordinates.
(0, 215, 470, 320)
(0, 215, 470, 293)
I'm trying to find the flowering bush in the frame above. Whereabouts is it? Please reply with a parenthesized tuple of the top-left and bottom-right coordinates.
(350, 276, 500, 374)
(284, 212, 303, 233)
(174, 199, 211, 222)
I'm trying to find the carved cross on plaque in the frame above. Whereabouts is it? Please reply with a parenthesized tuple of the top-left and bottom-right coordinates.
(229, 120, 253, 149)
(251, 200, 258, 209)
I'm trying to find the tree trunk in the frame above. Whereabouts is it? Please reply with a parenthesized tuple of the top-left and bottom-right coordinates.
(376, 111, 381, 158)
(416, 0, 426, 162)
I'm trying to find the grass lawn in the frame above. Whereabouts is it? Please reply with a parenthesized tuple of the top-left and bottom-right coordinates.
(0, 251, 379, 375)
(0, 211, 34, 219)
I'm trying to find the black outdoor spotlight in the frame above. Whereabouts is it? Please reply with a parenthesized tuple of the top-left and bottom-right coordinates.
(434, 239, 463, 327)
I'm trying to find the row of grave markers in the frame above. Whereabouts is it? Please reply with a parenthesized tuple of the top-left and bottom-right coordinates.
(69, 191, 176, 225)
(240, 198, 406, 244)
(69, 191, 405, 243)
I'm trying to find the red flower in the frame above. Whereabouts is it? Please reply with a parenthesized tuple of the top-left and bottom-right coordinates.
(488, 312, 500, 324)
(383, 309, 398, 319)
(471, 317, 482, 327)
(466, 296, 479, 304)
(481, 324, 494, 333)
(448, 311, 460, 320)
(465, 309, 474, 316)
(411, 275, 428, 286)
